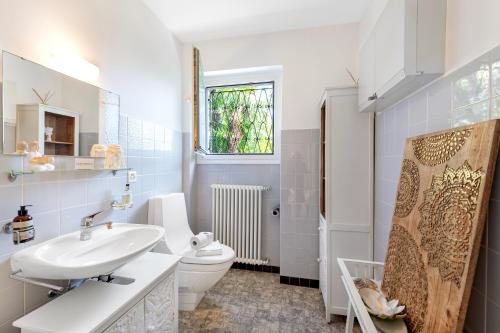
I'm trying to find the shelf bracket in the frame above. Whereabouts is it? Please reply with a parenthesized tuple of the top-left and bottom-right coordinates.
(111, 168, 131, 176)
(9, 269, 65, 292)
(8, 170, 34, 182)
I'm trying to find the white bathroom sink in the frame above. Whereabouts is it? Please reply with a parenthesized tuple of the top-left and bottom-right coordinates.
(10, 224, 165, 280)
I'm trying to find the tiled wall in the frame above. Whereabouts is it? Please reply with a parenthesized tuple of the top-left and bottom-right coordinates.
(0, 114, 182, 332)
(192, 164, 280, 266)
(375, 45, 500, 332)
(280, 129, 320, 280)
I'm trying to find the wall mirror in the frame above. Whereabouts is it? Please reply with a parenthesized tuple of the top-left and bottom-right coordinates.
(0, 51, 120, 162)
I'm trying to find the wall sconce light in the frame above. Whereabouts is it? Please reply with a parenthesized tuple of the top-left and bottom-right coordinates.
(49, 47, 100, 82)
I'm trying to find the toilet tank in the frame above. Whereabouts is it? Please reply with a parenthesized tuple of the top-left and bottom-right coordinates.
(148, 193, 194, 255)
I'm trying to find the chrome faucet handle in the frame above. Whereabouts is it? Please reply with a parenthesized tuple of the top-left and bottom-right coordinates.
(81, 210, 105, 226)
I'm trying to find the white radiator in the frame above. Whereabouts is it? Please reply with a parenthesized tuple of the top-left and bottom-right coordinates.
(211, 184, 270, 265)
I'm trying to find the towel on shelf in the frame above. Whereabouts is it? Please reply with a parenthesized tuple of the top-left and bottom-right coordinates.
(196, 240, 223, 257)
(190, 232, 214, 250)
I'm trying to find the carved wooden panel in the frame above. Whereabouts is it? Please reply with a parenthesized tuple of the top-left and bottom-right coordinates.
(382, 120, 500, 333)
(145, 273, 177, 333)
(104, 299, 145, 333)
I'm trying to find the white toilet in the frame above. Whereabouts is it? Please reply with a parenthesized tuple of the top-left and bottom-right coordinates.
(148, 193, 235, 311)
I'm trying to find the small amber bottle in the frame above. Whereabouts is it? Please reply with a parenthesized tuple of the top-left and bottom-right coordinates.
(13, 205, 35, 244)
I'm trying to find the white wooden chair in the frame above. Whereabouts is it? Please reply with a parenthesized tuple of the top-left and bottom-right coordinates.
(338, 258, 385, 333)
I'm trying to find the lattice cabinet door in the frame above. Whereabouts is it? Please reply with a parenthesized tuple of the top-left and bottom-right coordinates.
(145, 272, 177, 333)
(103, 299, 145, 333)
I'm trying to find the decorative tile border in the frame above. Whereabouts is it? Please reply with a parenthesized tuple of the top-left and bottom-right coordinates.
(280, 275, 319, 289)
(231, 262, 280, 274)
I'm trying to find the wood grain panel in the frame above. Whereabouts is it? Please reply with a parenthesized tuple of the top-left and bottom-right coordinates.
(382, 119, 500, 333)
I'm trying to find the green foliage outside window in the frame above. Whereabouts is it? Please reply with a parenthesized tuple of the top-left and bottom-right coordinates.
(206, 82, 274, 154)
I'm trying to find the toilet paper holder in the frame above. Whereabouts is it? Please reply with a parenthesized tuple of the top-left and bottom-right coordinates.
(272, 207, 280, 217)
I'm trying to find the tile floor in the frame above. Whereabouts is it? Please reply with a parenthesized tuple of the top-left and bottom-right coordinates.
(179, 269, 358, 332)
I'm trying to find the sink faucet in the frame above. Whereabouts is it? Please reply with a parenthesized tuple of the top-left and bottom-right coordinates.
(80, 210, 113, 241)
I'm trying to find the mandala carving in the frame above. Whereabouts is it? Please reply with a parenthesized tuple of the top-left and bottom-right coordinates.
(383, 225, 428, 333)
(418, 161, 483, 288)
(412, 129, 472, 166)
(395, 159, 420, 218)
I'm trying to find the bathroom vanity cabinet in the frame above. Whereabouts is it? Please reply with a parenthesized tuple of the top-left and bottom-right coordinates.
(13, 252, 180, 333)
(103, 273, 176, 333)
(318, 88, 373, 320)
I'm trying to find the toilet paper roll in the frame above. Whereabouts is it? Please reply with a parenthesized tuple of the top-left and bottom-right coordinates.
(200, 231, 214, 243)
(190, 232, 212, 250)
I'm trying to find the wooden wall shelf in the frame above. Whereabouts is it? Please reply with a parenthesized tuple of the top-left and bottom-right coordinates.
(16, 104, 79, 156)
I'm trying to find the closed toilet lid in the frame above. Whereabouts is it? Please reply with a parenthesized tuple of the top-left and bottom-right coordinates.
(180, 244, 235, 265)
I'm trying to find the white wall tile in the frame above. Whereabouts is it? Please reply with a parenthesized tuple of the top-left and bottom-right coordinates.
(408, 91, 428, 125)
(59, 181, 86, 209)
(0, 283, 23, 326)
(86, 179, 112, 204)
(32, 211, 60, 244)
(486, 300, 500, 333)
(23, 183, 59, 215)
(464, 290, 485, 333)
(0, 186, 22, 221)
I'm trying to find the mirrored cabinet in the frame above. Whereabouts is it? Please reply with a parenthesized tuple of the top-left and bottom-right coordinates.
(1, 50, 126, 179)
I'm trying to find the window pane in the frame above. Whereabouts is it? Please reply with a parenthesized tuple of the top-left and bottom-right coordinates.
(206, 82, 274, 155)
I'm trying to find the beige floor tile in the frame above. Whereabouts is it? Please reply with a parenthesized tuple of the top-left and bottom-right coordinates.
(179, 269, 358, 332)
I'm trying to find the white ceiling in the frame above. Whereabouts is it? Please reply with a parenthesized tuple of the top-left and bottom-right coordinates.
(142, 0, 371, 42)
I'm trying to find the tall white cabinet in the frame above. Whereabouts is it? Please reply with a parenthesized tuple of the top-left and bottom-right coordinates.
(319, 88, 373, 319)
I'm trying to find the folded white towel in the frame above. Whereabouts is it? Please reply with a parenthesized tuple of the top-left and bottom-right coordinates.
(190, 232, 213, 250)
(195, 241, 223, 257)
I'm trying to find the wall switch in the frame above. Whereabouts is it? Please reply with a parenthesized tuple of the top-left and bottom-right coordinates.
(127, 170, 138, 183)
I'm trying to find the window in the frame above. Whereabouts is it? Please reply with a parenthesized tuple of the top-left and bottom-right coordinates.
(192, 47, 281, 163)
(202, 82, 274, 155)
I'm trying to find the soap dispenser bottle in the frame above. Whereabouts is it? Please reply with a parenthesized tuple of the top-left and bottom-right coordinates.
(12, 205, 35, 244)
(122, 183, 133, 207)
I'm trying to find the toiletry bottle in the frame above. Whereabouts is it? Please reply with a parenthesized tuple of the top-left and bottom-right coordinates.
(122, 183, 132, 206)
(12, 205, 35, 244)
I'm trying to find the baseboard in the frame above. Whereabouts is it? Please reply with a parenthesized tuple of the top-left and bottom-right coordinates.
(279, 275, 319, 289)
(231, 262, 280, 274)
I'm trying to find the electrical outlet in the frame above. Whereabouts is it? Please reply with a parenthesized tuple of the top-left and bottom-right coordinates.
(127, 170, 138, 183)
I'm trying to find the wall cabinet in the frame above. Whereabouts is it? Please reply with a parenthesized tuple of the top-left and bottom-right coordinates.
(358, 0, 447, 112)
(319, 88, 373, 319)
(104, 272, 177, 333)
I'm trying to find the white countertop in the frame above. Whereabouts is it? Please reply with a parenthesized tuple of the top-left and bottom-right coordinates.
(13, 252, 180, 333)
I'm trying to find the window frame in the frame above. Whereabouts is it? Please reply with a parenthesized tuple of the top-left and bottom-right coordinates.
(196, 66, 282, 165)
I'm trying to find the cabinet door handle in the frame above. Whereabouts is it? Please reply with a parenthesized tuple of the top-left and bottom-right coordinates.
(317, 258, 321, 263)
(368, 93, 378, 101)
